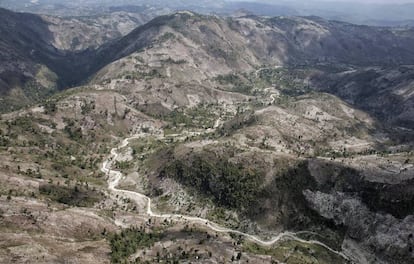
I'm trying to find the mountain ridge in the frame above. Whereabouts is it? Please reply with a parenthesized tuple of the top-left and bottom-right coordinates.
(0, 7, 413, 264)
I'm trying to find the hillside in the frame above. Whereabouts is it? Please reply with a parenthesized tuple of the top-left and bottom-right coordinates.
(0, 8, 149, 112)
(42, 11, 154, 51)
(0, 8, 413, 264)
(92, 12, 414, 70)
(3, 9, 414, 113)
(311, 66, 414, 131)
(89, 12, 414, 132)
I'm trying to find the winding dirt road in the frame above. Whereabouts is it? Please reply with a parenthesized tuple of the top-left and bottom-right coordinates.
(101, 133, 350, 261)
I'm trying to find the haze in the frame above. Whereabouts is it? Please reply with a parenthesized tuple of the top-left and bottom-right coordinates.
(2, 0, 414, 26)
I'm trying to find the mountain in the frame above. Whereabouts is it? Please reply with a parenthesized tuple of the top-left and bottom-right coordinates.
(311, 65, 414, 131)
(93, 12, 414, 70)
(88, 12, 414, 132)
(0, 7, 64, 112)
(3, 8, 414, 113)
(4, 0, 414, 27)
(0, 7, 151, 112)
(41, 12, 152, 51)
(0, 8, 413, 264)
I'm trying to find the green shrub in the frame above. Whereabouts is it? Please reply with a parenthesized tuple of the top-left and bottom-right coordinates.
(108, 227, 162, 263)
(39, 184, 102, 207)
(215, 74, 253, 94)
(161, 153, 263, 211)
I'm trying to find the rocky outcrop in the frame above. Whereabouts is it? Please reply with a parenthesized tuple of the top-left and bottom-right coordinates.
(304, 190, 414, 264)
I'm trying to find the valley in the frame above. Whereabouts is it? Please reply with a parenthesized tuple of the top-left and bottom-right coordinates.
(102, 127, 350, 262)
(0, 6, 413, 264)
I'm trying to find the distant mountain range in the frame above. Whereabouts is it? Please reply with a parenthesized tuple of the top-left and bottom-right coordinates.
(3, 0, 414, 27)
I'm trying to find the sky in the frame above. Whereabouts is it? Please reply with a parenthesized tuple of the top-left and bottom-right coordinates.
(316, 0, 414, 2)
(242, 0, 414, 3)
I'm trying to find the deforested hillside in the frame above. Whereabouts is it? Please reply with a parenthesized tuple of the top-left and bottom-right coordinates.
(91, 12, 414, 72)
(0, 8, 148, 112)
(3, 9, 414, 113)
(88, 12, 414, 132)
(0, 8, 413, 264)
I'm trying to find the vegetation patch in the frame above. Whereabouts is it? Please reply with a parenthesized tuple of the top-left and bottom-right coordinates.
(108, 227, 163, 263)
(39, 184, 103, 207)
(157, 32, 176, 43)
(243, 239, 348, 264)
(155, 104, 218, 129)
(218, 110, 257, 136)
(0, 75, 58, 113)
(159, 150, 341, 235)
(215, 73, 253, 94)
(121, 69, 162, 81)
(63, 118, 83, 141)
(115, 160, 133, 171)
(248, 162, 323, 228)
(160, 150, 263, 211)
